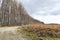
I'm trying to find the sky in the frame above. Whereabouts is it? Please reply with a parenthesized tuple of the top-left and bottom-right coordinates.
(19, 0, 60, 24)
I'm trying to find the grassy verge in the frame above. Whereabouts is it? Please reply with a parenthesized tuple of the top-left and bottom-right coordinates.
(17, 24, 60, 40)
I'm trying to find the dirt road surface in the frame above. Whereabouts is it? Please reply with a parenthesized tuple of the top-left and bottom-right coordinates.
(0, 26, 30, 40)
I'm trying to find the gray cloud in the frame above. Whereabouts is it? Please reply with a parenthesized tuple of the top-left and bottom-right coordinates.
(20, 0, 60, 24)
(21, 0, 60, 16)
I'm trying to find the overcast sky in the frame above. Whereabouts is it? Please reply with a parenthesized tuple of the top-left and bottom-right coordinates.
(19, 0, 60, 24)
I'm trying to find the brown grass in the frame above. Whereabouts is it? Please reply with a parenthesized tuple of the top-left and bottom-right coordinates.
(18, 23, 60, 38)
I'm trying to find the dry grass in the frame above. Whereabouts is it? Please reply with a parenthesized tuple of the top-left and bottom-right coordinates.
(17, 23, 60, 40)
(24, 24, 60, 30)
(18, 23, 60, 38)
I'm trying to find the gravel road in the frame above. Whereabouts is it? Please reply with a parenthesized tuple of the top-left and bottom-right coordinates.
(0, 26, 30, 40)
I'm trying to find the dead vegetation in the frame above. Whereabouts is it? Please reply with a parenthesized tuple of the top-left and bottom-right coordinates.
(18, 23, 60, 38)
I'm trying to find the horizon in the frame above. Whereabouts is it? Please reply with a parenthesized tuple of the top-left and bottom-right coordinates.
(19, 0, 60, 24)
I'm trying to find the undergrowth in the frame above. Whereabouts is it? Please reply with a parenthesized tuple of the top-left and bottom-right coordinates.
(17, 24, 60, 40)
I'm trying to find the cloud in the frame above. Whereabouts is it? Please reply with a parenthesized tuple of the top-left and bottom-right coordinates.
(21, 0, 60, 15)
(31, 15, 60, 24)
(20, 0, 60, 24)
(20, 0, 31, 3)
(32, 0, 60, 16)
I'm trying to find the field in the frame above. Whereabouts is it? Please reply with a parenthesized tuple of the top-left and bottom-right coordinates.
(17, 24, 60, 40)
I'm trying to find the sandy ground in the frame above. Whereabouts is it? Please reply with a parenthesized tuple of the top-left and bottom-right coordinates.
(0, 26, 30, 40)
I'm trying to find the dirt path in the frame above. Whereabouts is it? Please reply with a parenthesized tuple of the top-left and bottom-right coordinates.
(0, 26, 30, 40)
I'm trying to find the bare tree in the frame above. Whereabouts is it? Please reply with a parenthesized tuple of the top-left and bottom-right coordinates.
(0, 0, 44, 26)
